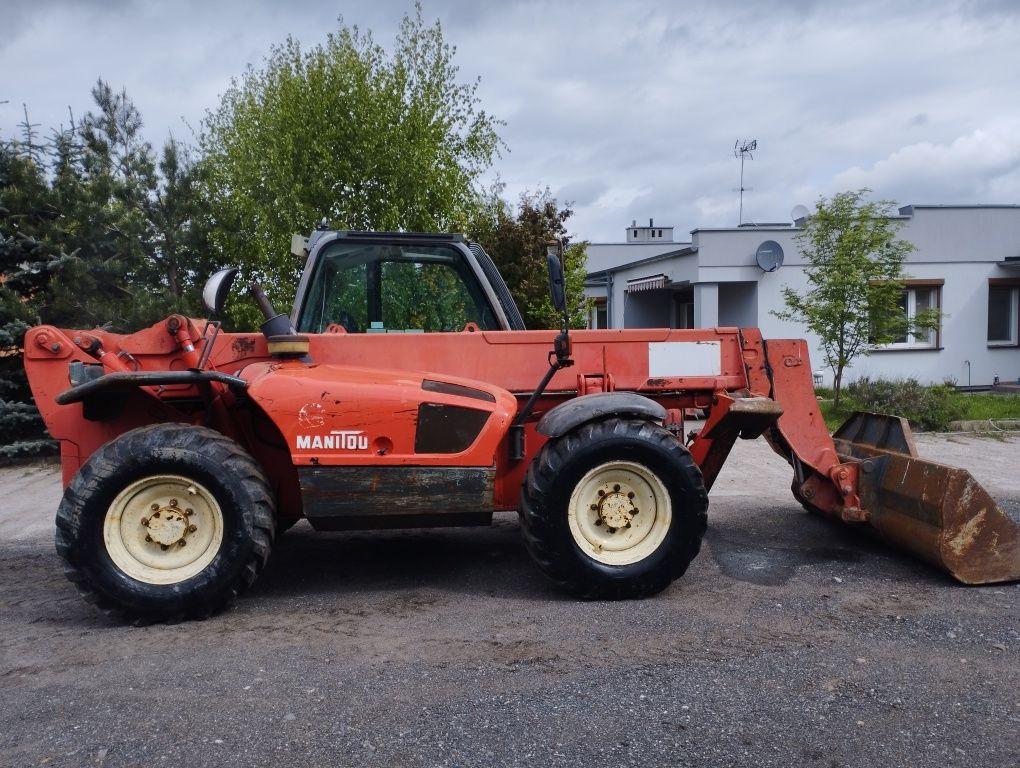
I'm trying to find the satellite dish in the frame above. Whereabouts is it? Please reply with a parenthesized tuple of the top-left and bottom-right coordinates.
(755, 240, 784, 272)
(791, 204, 810, 223)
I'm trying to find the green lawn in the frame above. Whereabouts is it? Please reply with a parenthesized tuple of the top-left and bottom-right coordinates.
(817, 391, 1020, 432)
(958, 392, 1020, 421)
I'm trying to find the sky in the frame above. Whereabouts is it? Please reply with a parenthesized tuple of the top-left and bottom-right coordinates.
(2, 0, 1019, 243)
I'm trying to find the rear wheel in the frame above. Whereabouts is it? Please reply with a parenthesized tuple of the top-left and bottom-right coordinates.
(56, 424, 275, 621)
(520, 418, 708, 599)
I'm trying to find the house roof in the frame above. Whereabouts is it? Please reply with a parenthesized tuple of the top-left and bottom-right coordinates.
(901, 204, 1020, 213)
(585, 245, 697, 280)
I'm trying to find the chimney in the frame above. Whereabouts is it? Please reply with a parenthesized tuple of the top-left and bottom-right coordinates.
(649, 218, 653, 227)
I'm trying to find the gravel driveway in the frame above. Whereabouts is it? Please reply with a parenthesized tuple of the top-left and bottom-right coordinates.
(1, 433, 1018, 767)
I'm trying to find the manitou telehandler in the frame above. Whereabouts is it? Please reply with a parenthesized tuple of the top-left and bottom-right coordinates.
(23, 229, 1020, 620)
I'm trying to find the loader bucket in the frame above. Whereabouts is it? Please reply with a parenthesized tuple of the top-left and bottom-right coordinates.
(832, 412, 1020, 584)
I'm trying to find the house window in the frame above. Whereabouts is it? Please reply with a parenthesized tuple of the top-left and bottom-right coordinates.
(588, 298, 608, 329)
(881, 282, 942, 349)
(988, 284, 1019, 346)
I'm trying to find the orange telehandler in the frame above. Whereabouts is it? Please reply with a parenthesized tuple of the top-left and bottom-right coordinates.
(22, 229, 1020, 620)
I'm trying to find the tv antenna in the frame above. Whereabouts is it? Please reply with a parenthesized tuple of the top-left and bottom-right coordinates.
(734, 139, 757, 224)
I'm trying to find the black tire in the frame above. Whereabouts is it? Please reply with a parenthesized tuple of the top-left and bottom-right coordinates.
(275, 516, 300, 537)
(519, 418, 708, 599)
(55, 423, 275, 621)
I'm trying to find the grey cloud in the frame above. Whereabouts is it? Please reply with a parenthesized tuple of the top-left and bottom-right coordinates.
(556, 179, 610, 207)
(961, 0, 1020, 19)
(3, 0, 1018, 242)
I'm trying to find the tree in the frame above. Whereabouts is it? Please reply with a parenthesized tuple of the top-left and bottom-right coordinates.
(142, 138, 217, 303)
(200, 4, 502, 326)
(1, 83, 212, 460)
(467, 187, 589, 329)
(45, 83, 161, 329)
(773, 190, 938, 408)
(37, 81, 213, 329)
(0, 140, 61, 458)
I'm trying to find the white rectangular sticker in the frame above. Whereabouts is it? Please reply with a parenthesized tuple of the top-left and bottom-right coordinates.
(648, 341, 721, 377)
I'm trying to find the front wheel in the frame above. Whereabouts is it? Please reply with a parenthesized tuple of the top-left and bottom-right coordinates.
(519, 418, 708, 599)
(55, 423, 275, 621)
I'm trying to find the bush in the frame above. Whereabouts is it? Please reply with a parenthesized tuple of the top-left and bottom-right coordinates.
(843, 377, 966, 432)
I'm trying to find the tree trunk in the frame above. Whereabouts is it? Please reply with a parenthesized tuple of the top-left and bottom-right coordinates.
(833, 365, 844, 410)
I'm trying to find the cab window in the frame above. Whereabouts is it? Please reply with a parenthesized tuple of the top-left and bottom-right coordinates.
(297, 242, 499, 334)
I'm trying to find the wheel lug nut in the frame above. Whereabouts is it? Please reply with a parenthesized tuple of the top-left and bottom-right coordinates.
(613, 484, 621, 492)
(145, 535, 153, 543)
(594, 519, 603, 526)
(589, 504, 598, 511)
(179, 540, 187, 547)
(185, 508, 194, 516)
(187, 524, 197, 533)
(627, 492, 635, 499)
(160, 544, 169, 551)
(597, 490, 605, 497)
(150, 503, 159, 511)
(632, 508, 640, 515)
(607, 527, 617, 534)
(625, 522, 632, 529)
(169, 499, 178, 507)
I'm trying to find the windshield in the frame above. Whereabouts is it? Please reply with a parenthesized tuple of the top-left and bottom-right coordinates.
(296, 242, 500, 334)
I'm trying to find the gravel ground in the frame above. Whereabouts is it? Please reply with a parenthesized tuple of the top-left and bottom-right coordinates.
(1, 432, 1018, 768)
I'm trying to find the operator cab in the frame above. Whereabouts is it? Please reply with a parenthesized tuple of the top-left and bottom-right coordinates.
(292, 232, 525, 334)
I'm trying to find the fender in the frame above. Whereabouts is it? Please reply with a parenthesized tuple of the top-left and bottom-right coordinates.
(536, 392, 667, 438)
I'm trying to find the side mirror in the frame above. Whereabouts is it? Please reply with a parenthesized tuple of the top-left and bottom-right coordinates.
(202, 268, 239, 317)
(547, 252, 566, 313)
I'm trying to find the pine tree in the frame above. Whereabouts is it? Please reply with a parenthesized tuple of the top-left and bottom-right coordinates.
(142, 138, 217, 311)
(0, 139, 61, 458)
(45, 81, 168, 329)
(0, 81, 214, 461)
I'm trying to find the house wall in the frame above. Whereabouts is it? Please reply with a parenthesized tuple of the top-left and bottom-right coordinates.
(623, 291, 672, 327)
(584, 206, 1020, 387)
(718, 282, 758, 327)
(844, 261, 1019, 387)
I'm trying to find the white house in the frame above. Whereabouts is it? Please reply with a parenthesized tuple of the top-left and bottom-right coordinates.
(584, 205, 1020, 388)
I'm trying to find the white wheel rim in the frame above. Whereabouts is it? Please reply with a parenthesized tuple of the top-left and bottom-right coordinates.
(103, 475, 225, 585)
(567, 460, 672, 566)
